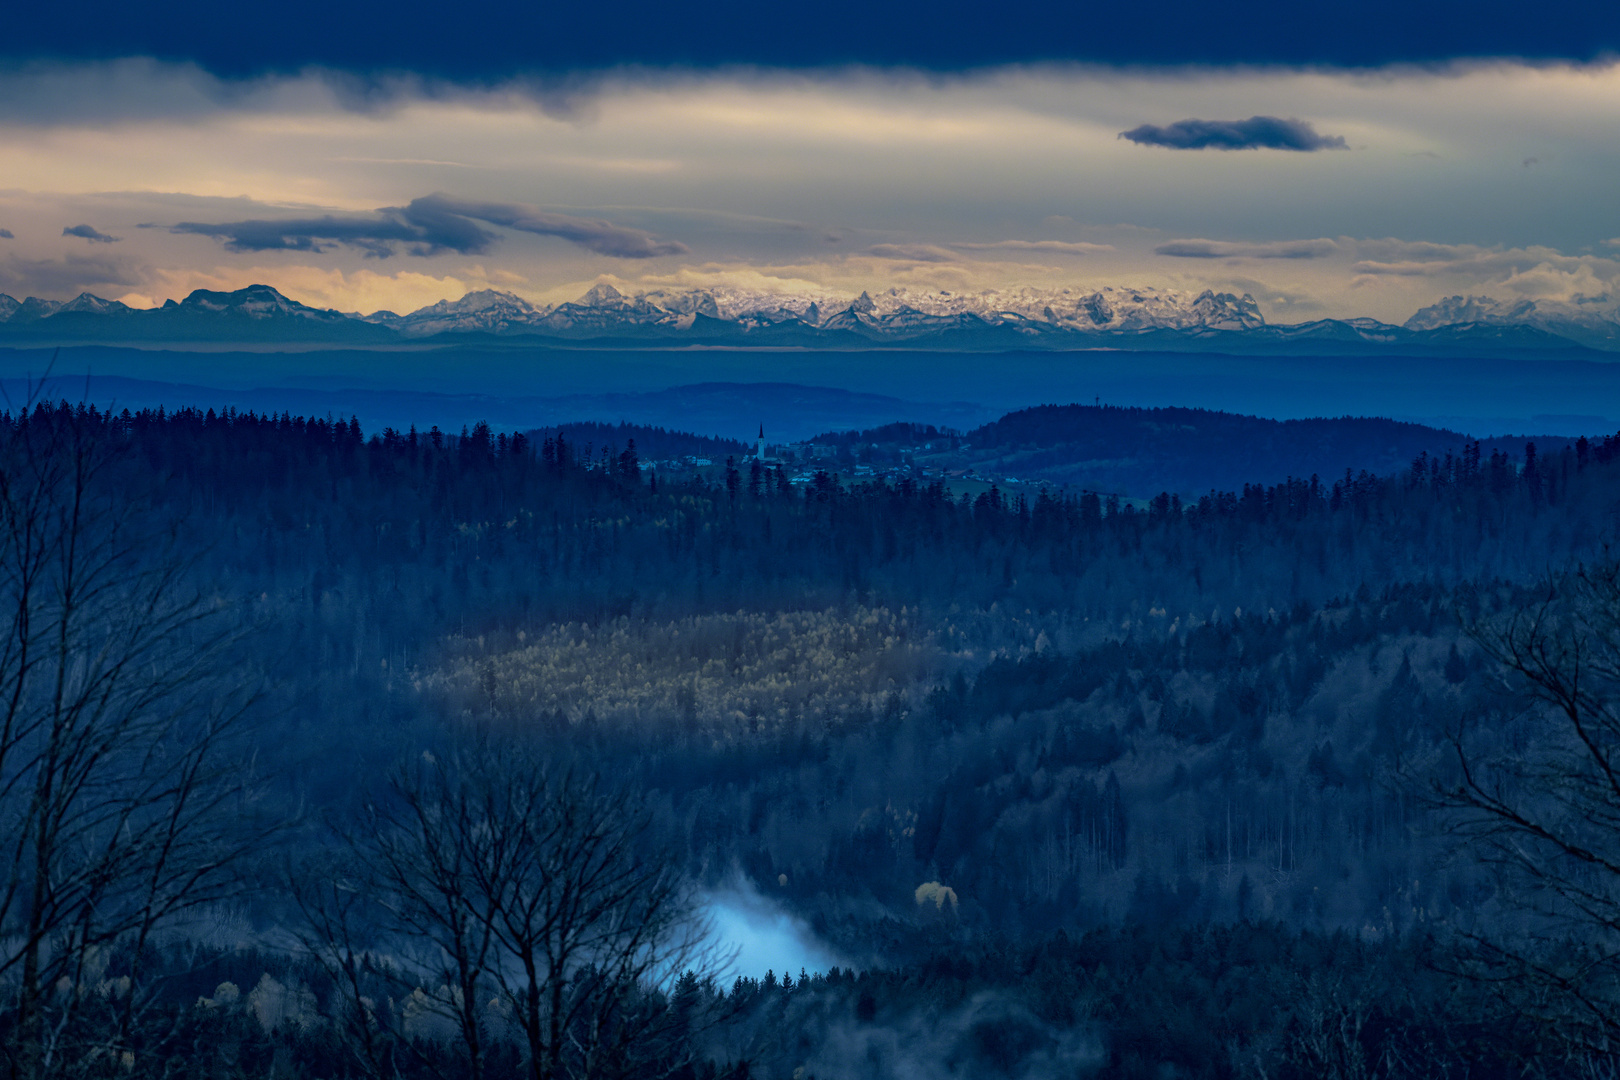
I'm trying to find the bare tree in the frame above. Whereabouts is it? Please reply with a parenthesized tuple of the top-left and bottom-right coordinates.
(349, 751, 505, 1080)
(1431, 559, 1620, 1045)
(472, 764, 714, 1080)
(289, 862, 403, 1080)
(332, 739, 724, 1080)
(0, 401, 259, 1079)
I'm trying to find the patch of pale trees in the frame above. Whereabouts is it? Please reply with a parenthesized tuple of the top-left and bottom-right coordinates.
(421, 607, 945, 734)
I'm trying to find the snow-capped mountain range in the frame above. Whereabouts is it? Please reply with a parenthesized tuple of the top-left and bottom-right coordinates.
(1404, 293, 1620, 350)
(356, 283, 1271, 337)
(1, 281, 1617, 354)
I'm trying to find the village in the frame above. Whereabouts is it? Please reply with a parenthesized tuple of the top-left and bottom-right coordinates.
(630, 423, 1066, 500)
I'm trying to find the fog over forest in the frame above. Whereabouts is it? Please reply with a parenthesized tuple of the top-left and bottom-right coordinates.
(4, 387, 1620, 1080)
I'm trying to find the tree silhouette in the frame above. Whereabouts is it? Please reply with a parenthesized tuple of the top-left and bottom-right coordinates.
(335, 739, 724, 1080)
(0, 398, 258, 1079)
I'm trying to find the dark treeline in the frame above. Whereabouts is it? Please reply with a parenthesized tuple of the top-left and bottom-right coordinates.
(4, 398, 1620, 1077)
(531, 421, 748, 462)
(21, 924, 1567, 1080)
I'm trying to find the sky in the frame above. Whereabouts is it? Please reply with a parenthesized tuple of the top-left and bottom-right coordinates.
(1, 2, 1618, 324)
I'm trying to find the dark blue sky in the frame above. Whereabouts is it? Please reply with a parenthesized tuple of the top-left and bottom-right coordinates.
(6, 0, 1619, 75)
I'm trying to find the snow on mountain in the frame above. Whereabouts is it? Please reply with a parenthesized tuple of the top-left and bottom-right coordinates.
(0, 292, 132, 322)
(56, 293, 133, 316)
(505, 283, 1268, 334)
(578, 283, 627, 307)
(639, 289, 720, 318)
(715, 284, 1266, 332)
(1404, 295, 1530, 330)
(1406, 294, 1620, 349)
(534, 284, 675, 333)
(808, 284, 1266, 332)
(373, 289, 543, 336)
(9, 297, 65, 323)
(358, 281, 1405, 342)
(6, 279, 1619, 352)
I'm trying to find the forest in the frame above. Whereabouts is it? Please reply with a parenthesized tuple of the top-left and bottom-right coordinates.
(2, 397, 1620, 1079)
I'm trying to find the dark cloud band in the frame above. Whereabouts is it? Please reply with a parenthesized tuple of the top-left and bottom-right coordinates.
(416, 196, 688, 259)
(867, 244, 957, 263)
(169, 195, 686, 260)
(1155, 238, 1339, 259)
(0, 253, 138, 294)
(62, 224, 121, 243)
(1120, 117, 1347, 151)
(1, 0, 1617, 74)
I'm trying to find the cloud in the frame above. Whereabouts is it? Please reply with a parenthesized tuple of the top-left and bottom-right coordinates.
(418, 196, 688, 258)
(1351, 259, 1456, 277)
(1155, 238, 1339, 259)
(867, 239, 1115, 263)
(169, 195, 686, 260)
(1340, 241, 1620, 306)
(0, 253, 141, 296)
(0, 230, 12, 240)
(953, 240, 1116, 255)
(62, 224, 121, 243)
(1347, 241, 1579, 278)
(867, 243, 958, 262)
(1354, 239, 1482, 262)
(167, 205, 494, 259)
(3, 0, 1619, 78)
(1119, 116, 1347, 151)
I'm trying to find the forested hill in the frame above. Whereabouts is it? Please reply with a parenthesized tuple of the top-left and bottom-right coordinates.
(956, 403, 1581, 496)
(9, 398, 1620, 1077)
(60, 401, 1620, 946)
(528, 420, 746, 462)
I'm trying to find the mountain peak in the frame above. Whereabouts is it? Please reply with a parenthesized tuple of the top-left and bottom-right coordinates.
(579, 283, 626, 307)
(14, 297, 65, 322)
(415, 289, 536, 317)
(453, 288, 534, 312)
(1404, 293, 1620, 348)
(178, 284, 347, 321)
(57, 292, 132, 316)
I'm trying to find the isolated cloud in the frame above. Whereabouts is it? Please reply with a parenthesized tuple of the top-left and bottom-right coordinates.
(867, 243, 958, 262)
(1352, 259, 1459, 277)
(0, 229, 12, 239)
(953, 240, 1116, 255)
(869, 240, 1115, 262)
(1120, 116, 1347, 151)
(1155, 238, 1339, 259)
(417, 195, 688, 258)
(170, 195, 685, 259)
(1349, 241, 1580, 278)
(62, 224, 120, 243)
(169, 209, 492, 258)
